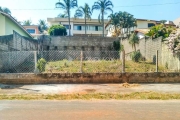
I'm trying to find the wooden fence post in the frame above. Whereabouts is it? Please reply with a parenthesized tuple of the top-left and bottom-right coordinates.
(156, 50, 159, 72)
(80, 51, 83, 73)
(122, 50, 125, 73)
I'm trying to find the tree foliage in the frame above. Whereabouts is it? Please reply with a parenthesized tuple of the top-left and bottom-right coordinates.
(38, 20, 48, 34)
(92, 0, 113, 37)
(108, 11, 136, 37)
(55, 0, 78, 36)
(0, 6, 11, 14)
(74, 3, 92, 35)
(146, 24, 176, 39)
(22, 20, 32, 26)
(129, 32, 139, 51)
(48, 25, 67, 36)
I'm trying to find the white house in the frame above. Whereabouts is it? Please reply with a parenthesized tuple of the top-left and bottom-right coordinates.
(47, 18, 109, 36)
(106, 19, 159, 38)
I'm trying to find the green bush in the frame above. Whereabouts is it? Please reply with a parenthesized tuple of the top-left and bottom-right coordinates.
(131, 51, 142, 62)
(48, 25, 67, 36)
(37, 58, 47, 72)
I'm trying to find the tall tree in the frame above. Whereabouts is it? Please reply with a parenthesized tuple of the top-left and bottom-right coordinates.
(57, 11, 68, 18)
(160, 20, 167, 24)
(92, 0, 113, 37)
(74, 3, 92, 35)
(38, 20, 48, 34)
(55, 0, 78, 36)
(22, 20, 32, 26)
(108, 12, 121, 37)
(120, 12, 136, 36)
(129, 32, 139, 51)
(0, 6, 11, 14)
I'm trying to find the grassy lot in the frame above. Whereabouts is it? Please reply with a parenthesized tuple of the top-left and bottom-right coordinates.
(1, 92, 180, 100)
(44, 60, 168, 73)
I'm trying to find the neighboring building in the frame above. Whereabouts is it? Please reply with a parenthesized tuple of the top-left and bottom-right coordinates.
(23, 25, 44, 39)
(135, 29, 150, 39)
(106, 19, 159, 37)
(47, 18, 108, 36)
(0, 11, 33, 38)
(23, 25, 40, 36)
(174, 17, 180, 27)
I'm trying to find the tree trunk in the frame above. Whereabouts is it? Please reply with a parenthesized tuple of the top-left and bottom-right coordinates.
(68, 9, 71, 36)
(85, 14, 87, 35)
(102, 12, 104, 37)
(134, 44, 136, 52)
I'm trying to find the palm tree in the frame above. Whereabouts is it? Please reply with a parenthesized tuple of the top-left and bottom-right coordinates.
(57, 11, 68, 18)
(92, 0, 113, 37)
(57, 13, 68, 18)
(108, 12, 121, 37)
(55, 0, 78, 36)
(129, 32, 139, 51)
(38, 20, 48, 34)
(74, 3, 92, 35)
(22, 20, 32, 26)
(160, 20, 167, 24)
(0, 6, 11, 14)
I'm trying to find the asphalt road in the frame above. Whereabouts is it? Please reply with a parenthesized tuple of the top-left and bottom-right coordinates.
(0, 100, 180, 120)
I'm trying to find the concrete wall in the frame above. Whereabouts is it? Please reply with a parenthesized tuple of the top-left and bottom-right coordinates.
(39, 36, 117, 51)
(121, 37, 162, 62)
(161, 43, 180, 71)
(0, 73, 180, 84)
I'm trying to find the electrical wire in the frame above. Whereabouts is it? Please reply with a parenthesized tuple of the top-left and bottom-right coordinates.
(10, 2, 180, 10)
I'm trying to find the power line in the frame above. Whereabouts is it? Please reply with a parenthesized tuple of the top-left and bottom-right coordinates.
(11, 2, 180, 10)
(114, 2, 180, 8)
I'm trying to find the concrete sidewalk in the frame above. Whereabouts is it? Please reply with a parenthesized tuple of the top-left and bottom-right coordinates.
(0, 84, 180, 95)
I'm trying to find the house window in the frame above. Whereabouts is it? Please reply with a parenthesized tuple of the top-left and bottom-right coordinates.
(74, 25, 82, 30)
(148, 23, 155, 28)
(95, 26, 98, 31)
(54, 46, 58, 50)
(64, 25, 71, 29)
(27, 29, 35, 34)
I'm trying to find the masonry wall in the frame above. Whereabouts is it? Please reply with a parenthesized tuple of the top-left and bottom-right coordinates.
(121, 37, 162, 63)
(161, 43, 180, 71)
(39, 36, 117, 51)
(0, 73, 180, 84)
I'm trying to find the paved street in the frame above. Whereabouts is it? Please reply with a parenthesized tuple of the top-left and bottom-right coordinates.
(1, 84, 180, 95)
(0, 100, 180, 120)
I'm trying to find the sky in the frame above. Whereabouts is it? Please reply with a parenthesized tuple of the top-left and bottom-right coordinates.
(0, 0, 180, 25)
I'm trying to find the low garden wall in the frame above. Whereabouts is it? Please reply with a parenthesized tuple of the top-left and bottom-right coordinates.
(0, 73, 180, 84)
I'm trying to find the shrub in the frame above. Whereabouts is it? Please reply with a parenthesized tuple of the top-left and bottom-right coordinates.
(131, 51, 142, 62)
(113, 40, 120, 51)
(48, 25, 67, 36)
(37, 58, 47, 72)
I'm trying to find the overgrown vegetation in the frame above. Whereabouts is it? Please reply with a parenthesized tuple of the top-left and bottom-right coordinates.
(43, 59, 168, 73)
(48, 25, 67, 36)
(1, 92, 180, 100)
(131, 51, 142, 62)
(37, 58, 47, 72)
(146, 24, 176, 39)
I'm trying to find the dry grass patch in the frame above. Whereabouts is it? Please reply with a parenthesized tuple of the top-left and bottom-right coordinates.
(44, 60, 169, 73)
(0, 92, 180, 100)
